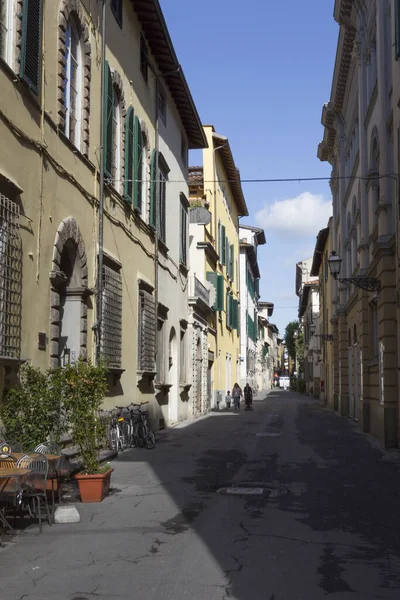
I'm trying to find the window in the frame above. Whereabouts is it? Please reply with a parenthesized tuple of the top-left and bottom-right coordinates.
(0, 194, 22, 358)
(64, 19, 82, 149)
(124, 107, 134, 202)
(138, 286, 156, 372)
(158, 84, 167, 125)
(158, 165, 167, 242)
(229, 244, 234, 280)
(180, 328, 186, 383)
(156, 316, 165, 382)
(206, 272, 224, 312)
(20, 0, 43, 94)
(180, 196, 188, 265)
(0, 0, 13, 66)
(133, 116, 143, 212)
(113, 85, 122, 192)
(219, 224, 226, 265)
(101, 263, 122, 369)
(370, 300, 379, 362)
(111, 0, 122, 27)
(140, 35, 148, 83)
(104, 62, 113, 180)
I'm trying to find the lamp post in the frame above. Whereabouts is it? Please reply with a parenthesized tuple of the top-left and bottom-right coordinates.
(328, 251, 380, 293)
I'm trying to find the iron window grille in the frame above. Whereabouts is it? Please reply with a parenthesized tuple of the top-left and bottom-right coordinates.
(0, 194, 22, 359)
(138, 289, 156, 372)
(101, 264, 122, 368)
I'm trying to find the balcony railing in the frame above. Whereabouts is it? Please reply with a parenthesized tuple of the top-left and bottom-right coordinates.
(189, 276, 210, 306)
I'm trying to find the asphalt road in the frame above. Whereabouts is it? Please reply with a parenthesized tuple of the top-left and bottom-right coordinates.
(2, 390, 400, 600)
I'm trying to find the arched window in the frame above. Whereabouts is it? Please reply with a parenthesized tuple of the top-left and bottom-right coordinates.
(64, 18, 82, 148)
(58, 1, 91, 155)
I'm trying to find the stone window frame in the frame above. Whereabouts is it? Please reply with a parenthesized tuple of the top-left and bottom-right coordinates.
(138, 119, 151, 223)
(58, 0, 91, 156)
(110, 68, 126, 194)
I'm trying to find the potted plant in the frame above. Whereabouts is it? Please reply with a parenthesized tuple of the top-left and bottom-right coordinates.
(61, 358, 112, 503)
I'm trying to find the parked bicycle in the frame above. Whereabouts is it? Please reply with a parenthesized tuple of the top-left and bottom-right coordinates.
(101, 403, 156, 451)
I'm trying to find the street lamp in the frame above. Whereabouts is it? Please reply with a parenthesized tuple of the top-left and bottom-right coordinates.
(328, 251, 381, 293)
(309, 323, 316, 336)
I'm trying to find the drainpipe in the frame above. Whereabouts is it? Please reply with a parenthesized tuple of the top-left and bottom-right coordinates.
(96, 0, 106, 362)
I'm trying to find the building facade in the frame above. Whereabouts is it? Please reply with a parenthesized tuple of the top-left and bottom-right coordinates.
(0, 0, 206, 428)
(238, 225, 266, 389)
(188, 126, 248, 409)
(256, 302, 274, 390)
(318, 0, 399, 446)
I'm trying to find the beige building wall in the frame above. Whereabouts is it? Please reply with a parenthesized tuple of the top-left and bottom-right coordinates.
(0, 0, 205, 428)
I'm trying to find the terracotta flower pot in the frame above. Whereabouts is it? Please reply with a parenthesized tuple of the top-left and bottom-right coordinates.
(75, 468, 114, 503)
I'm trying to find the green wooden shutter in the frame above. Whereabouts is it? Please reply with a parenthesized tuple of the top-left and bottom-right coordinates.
(20, 0, 43, 94)
(134, 116, 143, 213)
(226, 237, 230, 275)
(218, 221, 221, 259)
(149, 150, 157, 229)
(226, 292, 230, 325)
(104, 62, 114, 180)
(216, 274, 224, 311)
(221, 225, 226, 265)
(124, 107, 134, 202)
(232, 299, 238, 330)
(230, 245, 234, 281)
(206, 271, 217, 310)
(396, 1, 400, 60)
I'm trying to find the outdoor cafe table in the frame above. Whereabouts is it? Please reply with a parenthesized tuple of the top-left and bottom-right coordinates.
(0, 467, 31, 532)
(11, 454, 71, 476)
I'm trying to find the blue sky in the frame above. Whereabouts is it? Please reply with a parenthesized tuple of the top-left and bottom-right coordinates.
(161, 0, 339, 335)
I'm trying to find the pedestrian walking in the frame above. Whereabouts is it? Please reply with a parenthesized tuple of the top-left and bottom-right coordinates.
(225, 390, 231, 409)
(232, 383, 242, 411)
(244, 383, 253, 410)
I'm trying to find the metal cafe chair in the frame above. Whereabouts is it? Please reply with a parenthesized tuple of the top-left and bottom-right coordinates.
(34, 442, 63, 509)
(16, 453, 53, 533)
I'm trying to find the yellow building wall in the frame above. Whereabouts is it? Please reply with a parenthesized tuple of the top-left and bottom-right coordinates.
(202, 127, 241, 400)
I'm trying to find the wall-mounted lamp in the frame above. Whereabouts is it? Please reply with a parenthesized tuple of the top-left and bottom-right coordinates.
(328, 251, 380, 293)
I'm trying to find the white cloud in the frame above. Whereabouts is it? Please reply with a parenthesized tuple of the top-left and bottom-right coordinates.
(256, 192, 332, 237)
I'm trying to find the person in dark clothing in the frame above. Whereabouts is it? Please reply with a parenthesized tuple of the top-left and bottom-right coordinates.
(244, 383, 253, 410)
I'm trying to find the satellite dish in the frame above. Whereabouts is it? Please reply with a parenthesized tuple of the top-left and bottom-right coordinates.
(189, 207, 212, 225)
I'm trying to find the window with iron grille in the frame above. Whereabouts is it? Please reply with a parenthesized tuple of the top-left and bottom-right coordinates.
(138, 288, 156, 372)
(0, 194, 22, 359)
(101, 264, 122, 368)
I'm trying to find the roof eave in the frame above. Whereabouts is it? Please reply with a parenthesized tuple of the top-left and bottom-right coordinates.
(212, 133, 249, 216)
(132, 0, 208, 149)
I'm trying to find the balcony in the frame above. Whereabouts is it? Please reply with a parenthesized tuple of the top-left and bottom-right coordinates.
(189, 276, 213, 313)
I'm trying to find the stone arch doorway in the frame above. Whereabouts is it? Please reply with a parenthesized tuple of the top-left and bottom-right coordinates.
(49, 217, 90, 369)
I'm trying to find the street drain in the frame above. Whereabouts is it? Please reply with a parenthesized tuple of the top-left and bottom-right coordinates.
(218, 487, 267, 496)
(256, 432, 280, 437)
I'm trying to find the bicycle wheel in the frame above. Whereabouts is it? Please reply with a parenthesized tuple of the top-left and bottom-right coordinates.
(144, 429, 156, 450)
(134, 422, 146, 448)
(108, 425, 118, 451)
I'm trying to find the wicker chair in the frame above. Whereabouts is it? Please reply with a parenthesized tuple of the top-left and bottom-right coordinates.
(0, 454, 17, 469)
(7, 441, 23, 453)
(16, 453, 52, 532)
(34, 443, 61, 455)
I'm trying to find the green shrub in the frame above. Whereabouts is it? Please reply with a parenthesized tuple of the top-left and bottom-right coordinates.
(59, 358, 108, 474)
(0, 364, 67, 450)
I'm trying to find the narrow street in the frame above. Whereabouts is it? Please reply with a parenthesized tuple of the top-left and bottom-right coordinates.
(2, 391, 400, 600)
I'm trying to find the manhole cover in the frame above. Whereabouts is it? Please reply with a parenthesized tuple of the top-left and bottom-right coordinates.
(256, 432, 280, 437)
(218, 487, 266, 496)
